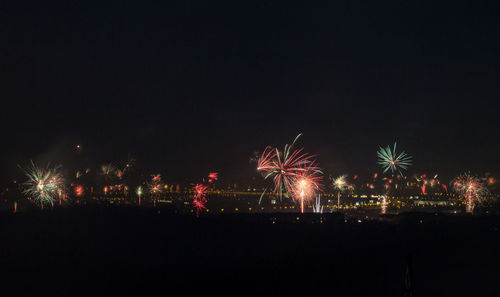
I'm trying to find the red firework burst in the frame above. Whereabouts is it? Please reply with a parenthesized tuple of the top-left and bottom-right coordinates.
(148, 174, 163, 195)
(74, 185, 84, 197)
(208, 172, 218, 181)
(192, 184, 208, 217)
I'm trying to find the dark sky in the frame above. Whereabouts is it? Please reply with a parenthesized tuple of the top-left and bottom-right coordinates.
(2, 0, 499, 185)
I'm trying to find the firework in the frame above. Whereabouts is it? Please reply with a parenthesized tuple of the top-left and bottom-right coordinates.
(21, 161, 64, 207)
(116, 156, 135, 179)
(75, 168, 91, 179)
(148, 174, 163, 195)
(74, 185, 84, 197)
(256, 134, 322, 203)
(333, 175, 350, 209)
(452, 173, 490, 213)
(192, 184, 208, 217)
(208, 172, 218, 183)
(193, 184, 208, 198)
(136, 186, 143, 206)
(136, 186, 143, 196)
(101, 163, 116, 176)
(292, 162, 323, 213)
(124, 155, 135, 170)
(333, 175, 349, 192)
(380, 195, 387, 214)
(377, 142, 412, 176)
(312, 195, 323, 214)
(415, 173, 442, 195)
(257, 146, 277, 173)
(116, 169, 124, 179)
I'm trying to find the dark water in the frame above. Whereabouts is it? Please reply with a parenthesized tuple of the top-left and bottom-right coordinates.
(0, 208, 498, 297)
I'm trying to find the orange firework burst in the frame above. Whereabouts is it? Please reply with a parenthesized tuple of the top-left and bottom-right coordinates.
(74, 185, 84, 197)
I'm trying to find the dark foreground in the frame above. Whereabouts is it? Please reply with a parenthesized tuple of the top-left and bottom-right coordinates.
(0, 208, 499, 297)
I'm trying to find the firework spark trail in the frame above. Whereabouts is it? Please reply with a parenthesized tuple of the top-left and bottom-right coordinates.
(255, 148, 275, 204)
(101, 163, 116, 176)
(377, 142, 412, 176)
(312, 195, 323, 214)
(21, 161, 64, 207)
(192, 184, 208, 217)
(380, 195, 387, 214)
(75, 168, 90, 179)
(256, 134, 322, 205)
(136, 186, 143, 206)
(111, 157, 135, 179)
(257, 146, 277, 174)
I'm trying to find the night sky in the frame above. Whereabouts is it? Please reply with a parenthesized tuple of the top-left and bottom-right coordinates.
(2, 1, 499, 185)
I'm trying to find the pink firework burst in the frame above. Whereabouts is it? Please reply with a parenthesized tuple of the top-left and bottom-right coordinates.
(208, 172, 218, 183)
(292, 162, 323, 213)
(256, 134, 322, 203)
(192, 184, 208, 217)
